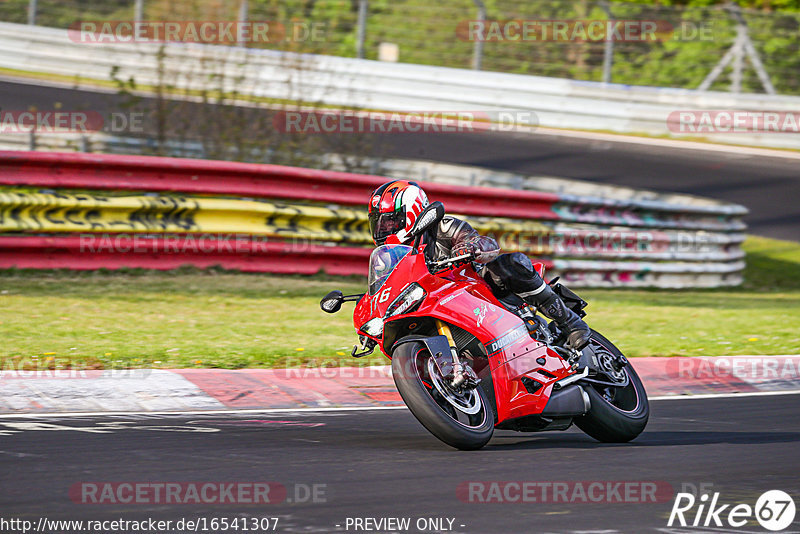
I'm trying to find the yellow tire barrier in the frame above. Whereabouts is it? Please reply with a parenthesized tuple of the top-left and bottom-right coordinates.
(0, 190, 552, 250)
(0, 190, 743, 263)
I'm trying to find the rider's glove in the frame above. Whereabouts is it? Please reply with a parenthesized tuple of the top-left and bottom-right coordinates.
(451, 242, 477, 261)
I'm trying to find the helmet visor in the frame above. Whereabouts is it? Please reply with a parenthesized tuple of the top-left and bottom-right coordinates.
(369, 209, 406, 245)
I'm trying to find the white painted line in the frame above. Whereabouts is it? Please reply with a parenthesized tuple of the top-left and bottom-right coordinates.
(0, 74, 117, 94)
(0, 405, 409, 419)
(1, 388, 799, 418)
(645, 354, 800, 359)
(648, 389, 800, 401)
(532, 126, 800, 160)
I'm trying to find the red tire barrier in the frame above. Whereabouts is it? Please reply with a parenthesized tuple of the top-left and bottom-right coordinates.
(0, 234, 556, 275)
(0, 234, 372, 276)
(0, 151, 559, 220)
(0, 151, 744, 286)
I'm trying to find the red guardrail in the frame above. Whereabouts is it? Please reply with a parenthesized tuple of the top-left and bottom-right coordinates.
(0, 235, 373, 276)
(0, 151, 744, 287)
(0, 151, 559, 221)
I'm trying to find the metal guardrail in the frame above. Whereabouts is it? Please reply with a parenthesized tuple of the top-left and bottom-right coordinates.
(0, 150, 560, 220)
(0, 151, 747, 288)
(0, 22, 799, 150)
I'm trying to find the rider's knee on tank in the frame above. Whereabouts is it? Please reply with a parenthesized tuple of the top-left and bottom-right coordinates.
(484, 252, 543, 295)
(506, 252, 536, 277)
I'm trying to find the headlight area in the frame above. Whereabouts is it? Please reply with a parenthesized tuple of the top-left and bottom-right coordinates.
(359, 317, 385, 337)
(358, 284, 426, 339)
(385, 283, 426, 318)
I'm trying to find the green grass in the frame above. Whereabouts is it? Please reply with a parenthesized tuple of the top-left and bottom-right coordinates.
(1, 236, 798, 370)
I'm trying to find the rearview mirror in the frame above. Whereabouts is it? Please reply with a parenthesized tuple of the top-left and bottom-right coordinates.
(410, 201, 445, 238)
(320, 290, 344, 313)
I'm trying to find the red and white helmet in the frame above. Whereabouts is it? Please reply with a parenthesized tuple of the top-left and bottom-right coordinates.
(368, 180, 429, 246)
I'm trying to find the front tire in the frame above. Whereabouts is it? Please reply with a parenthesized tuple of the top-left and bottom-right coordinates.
(392, 340, 494, 450)
(575, 331, 649, 443)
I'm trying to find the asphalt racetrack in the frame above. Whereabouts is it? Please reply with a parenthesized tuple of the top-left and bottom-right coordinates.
(1, 78, 798, 241)
(1, 393, 798, 533)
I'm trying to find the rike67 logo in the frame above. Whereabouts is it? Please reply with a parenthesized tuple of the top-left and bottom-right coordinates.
(668, 489, 796, 531)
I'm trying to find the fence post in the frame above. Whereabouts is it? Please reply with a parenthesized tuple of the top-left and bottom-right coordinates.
(356, 0, 368, 59)
(731, 20, 745, 93)
(698, 3, 775, 95)
(472, 0, 486, 70)
(27, 0, 37, 25)
(600, 1, 614, 84)
(135, 0, 144, 21)
(238, 0, 248, 47)
(734, 5, 776, 95)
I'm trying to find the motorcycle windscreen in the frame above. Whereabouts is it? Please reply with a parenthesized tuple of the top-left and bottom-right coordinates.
(367, 244, 412, 295)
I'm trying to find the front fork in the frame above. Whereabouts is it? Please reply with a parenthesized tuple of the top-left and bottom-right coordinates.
(435, 319, 478, 389)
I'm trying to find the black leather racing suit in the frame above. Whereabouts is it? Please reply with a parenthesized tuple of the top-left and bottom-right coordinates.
(424, 216, 591, 350)
(424, 216, 500, 265)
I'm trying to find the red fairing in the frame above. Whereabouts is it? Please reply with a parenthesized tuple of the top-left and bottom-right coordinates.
(353, 245, 576, 427)
(532, 261, 546, 279)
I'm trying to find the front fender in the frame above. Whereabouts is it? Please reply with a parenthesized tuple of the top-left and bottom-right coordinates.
(391, 335, 454, 377)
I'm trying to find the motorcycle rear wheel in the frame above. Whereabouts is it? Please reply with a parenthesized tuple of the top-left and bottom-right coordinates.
(392, 339, 494, 450)
(575, 330, 649, 443)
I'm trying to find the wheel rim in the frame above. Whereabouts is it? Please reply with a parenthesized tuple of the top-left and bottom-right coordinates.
(594, 367, 640, 413)
(589, 339, 640, 414)
(427, 358, 482, 415)
(417, 352, 487, 429)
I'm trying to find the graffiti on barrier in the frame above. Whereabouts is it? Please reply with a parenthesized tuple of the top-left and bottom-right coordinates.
(0, 192, 199, 232)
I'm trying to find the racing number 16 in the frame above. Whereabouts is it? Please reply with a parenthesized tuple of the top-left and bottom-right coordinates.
(379, 287, 392, 303)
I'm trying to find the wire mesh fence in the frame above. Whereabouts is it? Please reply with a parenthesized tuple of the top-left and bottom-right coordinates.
(1, 0, 799, 95)
(0, 0, 137, 26)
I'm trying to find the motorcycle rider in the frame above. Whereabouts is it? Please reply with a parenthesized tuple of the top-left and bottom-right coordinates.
(368, 180, 591, 350)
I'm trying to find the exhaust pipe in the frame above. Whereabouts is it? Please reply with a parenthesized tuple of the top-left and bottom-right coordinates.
(542, 384, 591, 417)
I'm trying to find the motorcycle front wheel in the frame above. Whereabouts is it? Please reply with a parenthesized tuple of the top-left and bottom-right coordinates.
(392, 339, 494, 450)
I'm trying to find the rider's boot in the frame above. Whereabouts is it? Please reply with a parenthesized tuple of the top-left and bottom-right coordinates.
(521, 283, 591, 350)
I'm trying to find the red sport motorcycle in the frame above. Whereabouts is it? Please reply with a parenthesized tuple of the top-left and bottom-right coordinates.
(321, 202, 648, 450)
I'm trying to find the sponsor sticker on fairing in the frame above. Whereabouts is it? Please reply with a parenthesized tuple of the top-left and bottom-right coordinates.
(485, 325, 528, 356)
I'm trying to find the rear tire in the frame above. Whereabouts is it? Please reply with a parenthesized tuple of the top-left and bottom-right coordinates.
(392, 340, 494, 450)
(575, 331, 649, 443)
